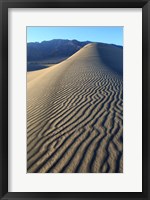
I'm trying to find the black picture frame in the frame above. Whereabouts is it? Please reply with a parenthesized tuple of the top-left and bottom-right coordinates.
(0, 0, 150, 199)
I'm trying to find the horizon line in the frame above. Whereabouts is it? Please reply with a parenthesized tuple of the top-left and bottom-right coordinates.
(27, 39, 123, 47)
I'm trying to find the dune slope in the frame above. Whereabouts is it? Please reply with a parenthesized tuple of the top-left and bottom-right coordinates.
(27, 43, 123, 173)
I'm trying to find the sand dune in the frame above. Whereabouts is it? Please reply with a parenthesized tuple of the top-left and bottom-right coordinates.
(27, 43, 123, 173)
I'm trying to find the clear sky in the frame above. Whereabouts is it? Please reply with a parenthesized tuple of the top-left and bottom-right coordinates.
(27, 27, 123, 46)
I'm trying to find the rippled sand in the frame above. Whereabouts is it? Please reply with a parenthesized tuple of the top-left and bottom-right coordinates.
(27, 43, 123, 173)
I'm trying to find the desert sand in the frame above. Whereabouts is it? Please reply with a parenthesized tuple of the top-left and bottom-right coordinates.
(27, 43, 123, 173)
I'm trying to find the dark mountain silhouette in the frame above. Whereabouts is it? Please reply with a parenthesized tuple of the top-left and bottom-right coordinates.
(27, 39, 123, 72)
(27, 39, 91, 62)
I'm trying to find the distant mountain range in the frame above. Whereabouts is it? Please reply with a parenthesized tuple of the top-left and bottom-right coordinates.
(27, 39, 123, 71)
(27, 39, 91, 63)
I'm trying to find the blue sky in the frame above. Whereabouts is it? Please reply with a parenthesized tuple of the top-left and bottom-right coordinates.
(27, 27, 123, 46)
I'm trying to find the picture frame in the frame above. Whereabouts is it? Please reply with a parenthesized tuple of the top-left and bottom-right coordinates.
(0, 0, 150, 199)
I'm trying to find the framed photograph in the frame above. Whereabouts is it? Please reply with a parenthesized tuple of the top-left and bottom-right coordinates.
(0, 0, 149, 199)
